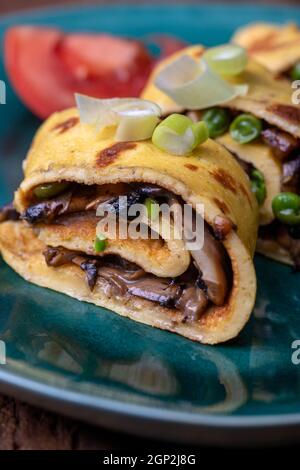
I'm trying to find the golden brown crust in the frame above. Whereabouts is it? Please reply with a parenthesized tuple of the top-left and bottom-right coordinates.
(233, 22, 300, 74)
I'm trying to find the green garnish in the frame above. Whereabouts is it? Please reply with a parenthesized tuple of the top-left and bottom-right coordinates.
(203, 44, 248, 76)
(290, 62, 300, 81)
(272, 192, 300, 225)
(202, 108, 230, 138)
(145, 197, 159, 220)
(33, 182, 70, 200)
(94, 234, 107, 252)
(230, 113, 262, 144)
(250, 169, 266, 205)
(152, 114, 208, 156)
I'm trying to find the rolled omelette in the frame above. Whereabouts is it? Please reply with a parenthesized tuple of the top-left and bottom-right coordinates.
(232, 22, 300, 78)
(0, 107, 257, 344)
(141, 45, 300, 268)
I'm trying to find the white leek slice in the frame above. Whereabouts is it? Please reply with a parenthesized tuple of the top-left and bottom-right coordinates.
(75, 94, 161, 141)
(154, 55, 248, 110)
(115, 107, 160, 141)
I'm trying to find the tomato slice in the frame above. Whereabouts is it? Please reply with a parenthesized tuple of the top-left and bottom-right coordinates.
(4, 27, 153, 119)
(58, 33, 151, 79)
(5, 27, 70, 118)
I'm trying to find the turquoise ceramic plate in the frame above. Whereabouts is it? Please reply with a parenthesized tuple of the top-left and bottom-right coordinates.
(0, 4, 300, 446)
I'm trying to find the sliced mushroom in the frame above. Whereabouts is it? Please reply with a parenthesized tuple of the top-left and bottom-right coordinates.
(262, 127, 299, 160)
(23, 192, 72, 224)
(43, 245, 77, 266)
(176, 286, 209, 322)
(282, 154, 300, 193)
(98, 265, 181, 306)
(128, 278, 181, 307)
(184, 212, 230, 306)
(0, 203, 19, 223)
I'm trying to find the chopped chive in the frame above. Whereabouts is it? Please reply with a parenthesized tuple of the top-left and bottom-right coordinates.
(94, 234, 107, 253)
(145, 197, 159, 220)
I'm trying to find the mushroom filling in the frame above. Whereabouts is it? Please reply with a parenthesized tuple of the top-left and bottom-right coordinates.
(43, 247, 213, 322)
(1, 183, 233, 322)
(190, 109, 300, 268)
(0, 203, 19, 223)
(257, 149, 300, 268)
(259, 222, 300, 270)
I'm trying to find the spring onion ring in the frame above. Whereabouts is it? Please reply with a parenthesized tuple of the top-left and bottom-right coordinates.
(203, 44, 247, 76)
(94, 234, 107, 252)
(75, 94, 161, 142)
(154, 55, 248, 110)
(145, 197, 159, 220)
(152, 113, 208, 155)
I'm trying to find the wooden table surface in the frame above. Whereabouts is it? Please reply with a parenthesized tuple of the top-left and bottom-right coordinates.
(0, 0, 298, 451)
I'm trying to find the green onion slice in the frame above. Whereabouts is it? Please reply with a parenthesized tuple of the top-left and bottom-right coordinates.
(154, 54, 248, 110)
(94, 234, 107, 253)
(75, 94, 161, 142)
(152, 114, 208, 155)
(145, 197, 159, 220)
(203, 44, 248, 76)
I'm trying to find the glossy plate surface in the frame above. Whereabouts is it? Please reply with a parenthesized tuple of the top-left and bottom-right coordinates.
(0, 4, 300, 446)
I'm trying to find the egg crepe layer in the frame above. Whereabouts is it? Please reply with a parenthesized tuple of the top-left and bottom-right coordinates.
(141, 45, 300, 268)
(232, 22, 300, 76)
(0, 108, 257, 344)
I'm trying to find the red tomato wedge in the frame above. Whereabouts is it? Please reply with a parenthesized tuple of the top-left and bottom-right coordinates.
(58, 34, 151, 79)
(4, 27, 154, 119)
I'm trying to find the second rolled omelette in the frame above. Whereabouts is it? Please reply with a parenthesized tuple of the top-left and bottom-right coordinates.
(0, 107, 258, 344)
(141, 45, 300, 268)
(233, 22, 300, 77)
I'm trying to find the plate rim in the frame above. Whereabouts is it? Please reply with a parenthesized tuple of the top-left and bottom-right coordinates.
(1, 367, 300, 428)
